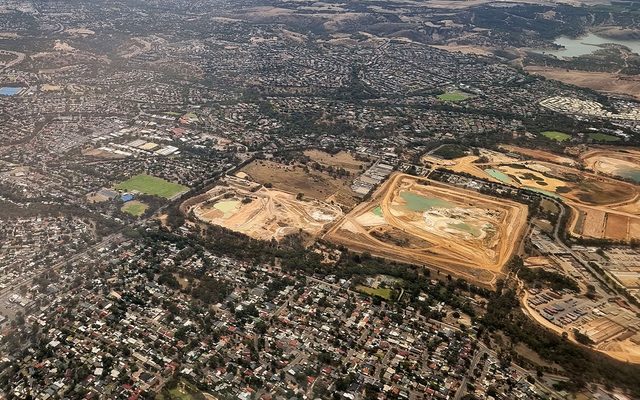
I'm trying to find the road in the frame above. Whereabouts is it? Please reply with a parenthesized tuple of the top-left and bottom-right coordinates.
(453, 348, 484, 400)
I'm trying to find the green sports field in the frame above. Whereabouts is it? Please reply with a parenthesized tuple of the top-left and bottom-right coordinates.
(355, 285, 393, 300)
(115, 174, 187, 199)
(541, 130, 571, 142)
(589, 132, 620, 142)
(437, 91, 471, 102)
(121, 201, 148, 216)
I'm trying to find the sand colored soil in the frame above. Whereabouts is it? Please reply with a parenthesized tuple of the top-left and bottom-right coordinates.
(521, 291, 640, 364)
(525, 66, 640, 100)
(431, 44, 493, 56)
(325, 173, 528, 287)
(303, 149, 365, 173)
(581, 148, 640, 180)
(430, 149, 640, 241)
(187, 176, 342, 241)
(500, 145, 578, 167)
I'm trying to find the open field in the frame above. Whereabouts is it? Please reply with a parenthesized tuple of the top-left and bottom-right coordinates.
(541, 130, 572, 142)
(303, 149, 366, 173)
(325, 173, 528, 287)
(355, 285, 393, 300)
(499, 145, 578, 166)
(121, 201, 148, 217)
(589, 132, 621, 142)
(240, 159, 360, 208)
(115, 174, 187, 199)
(525, 66, 640, 101)
(186, 176, 342, 241)
(437, 90, 471, 102)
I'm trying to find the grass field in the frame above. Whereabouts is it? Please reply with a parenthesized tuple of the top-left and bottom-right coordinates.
(541, 131, 572, 142)
(121, 201, 148, 216)
(115, 174, 187, 199)
(437, 91, 470, 102)
(156, 379, 210, 400)
(355, 285, 393, 300)
(589, 132, 621, 142)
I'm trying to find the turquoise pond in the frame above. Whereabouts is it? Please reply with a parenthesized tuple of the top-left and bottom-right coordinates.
(449, 222, 482, 237)
(484, 169, 513, 184)
(399, 191, 453, 212)
(615, 168, 640, 183)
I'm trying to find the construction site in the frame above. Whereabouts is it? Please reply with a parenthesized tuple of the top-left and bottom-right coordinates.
(424, 148, 640, 242)
(581, 147, 640, 184)
(524, 288, 640, 364)
(324, 173, 528, 287)
(185, 176, 343, 241)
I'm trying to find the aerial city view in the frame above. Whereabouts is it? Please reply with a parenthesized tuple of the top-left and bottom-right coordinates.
(3, 0, 640, 398)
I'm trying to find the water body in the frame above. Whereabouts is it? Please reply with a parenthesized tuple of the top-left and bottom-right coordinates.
(531, 33, 640, 58)
(524, 187, 562, 199)
(615, 168, 640, 183)
(0, 87, 22, 96)
(399, 191, 453, 212)
(485, 169, 513, 184)
(449, 222, 482, 237)
(372, 205, 383, 217)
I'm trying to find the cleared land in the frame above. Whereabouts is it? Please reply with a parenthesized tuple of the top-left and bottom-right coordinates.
(115, 174, 187, 199)
(325, 173, 528, 287)
(430, 150, 640, 241)
(581, 148, 640, 183)
(302, 149, 365, 173)
(499, 145, 578, 166)
(186, 176, 342, 241)
(525, 66, 640, 101)
(240, 159, 360, 208)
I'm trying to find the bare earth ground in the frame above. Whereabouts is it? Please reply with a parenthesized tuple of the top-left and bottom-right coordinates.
(521, 290, 640, 364)
(581, 147, 640, 177)
(302, 149, 365, 173)
(429, 150, 640, 242)
(525, 66, 640, 100)
(186, 176, 342, 241)
(500, 144, 579, 167)
(431, 44, 493, 56)
(324, 173, 528, 287)
(240, 159, 360, 208)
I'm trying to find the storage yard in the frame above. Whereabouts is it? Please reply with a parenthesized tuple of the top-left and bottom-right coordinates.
(524, 288, 640, 363)
(325, 173, 528, 287)
(186, 176, 342, 241)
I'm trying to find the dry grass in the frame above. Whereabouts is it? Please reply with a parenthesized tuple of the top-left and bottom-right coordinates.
(240, 160, 360, 208)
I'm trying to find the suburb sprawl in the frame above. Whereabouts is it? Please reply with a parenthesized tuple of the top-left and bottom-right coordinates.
(4, 0, 640, 399)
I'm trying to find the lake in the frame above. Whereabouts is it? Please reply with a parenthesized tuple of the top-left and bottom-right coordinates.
(531, 33, 640, 58)
(399, 191, 453, 212)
